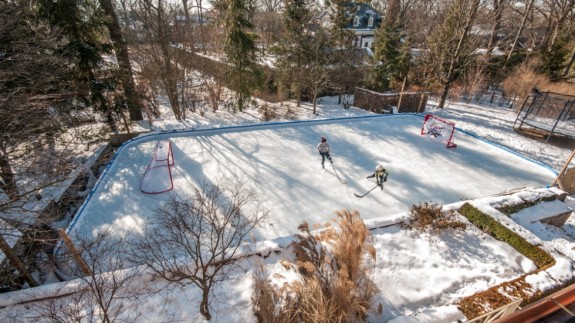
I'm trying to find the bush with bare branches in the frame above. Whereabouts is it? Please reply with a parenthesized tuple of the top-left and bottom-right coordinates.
(502, 60, 575, 101)
(401, 202, 466, 235)
(24, 230, 145, 322)
(252, 209, 379, 322)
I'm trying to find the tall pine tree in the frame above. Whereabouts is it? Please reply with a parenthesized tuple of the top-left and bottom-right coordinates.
(274, 0, 312, 106)
(223, 0, 264, 112)
(365, 0, 410, 91)
(35, 0, 128, 130)
(367, 22, 411, 91)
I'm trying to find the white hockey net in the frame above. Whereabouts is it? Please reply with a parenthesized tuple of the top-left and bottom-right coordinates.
(420, 114, 457, 148)
(141, 140, 175, 194)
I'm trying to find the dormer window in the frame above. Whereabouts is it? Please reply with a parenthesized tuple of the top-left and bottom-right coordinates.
(353, 16, 360, 27)
(368, 16, 373, 27)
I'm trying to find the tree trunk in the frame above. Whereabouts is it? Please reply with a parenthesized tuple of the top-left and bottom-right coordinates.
(313, 94, 317, 115)
(563, 44, 575, 76)
(506, 0, 534, 65)
(438, 0, 481, 109)
(157, 0, 183, 120)
(0, 147, 19, 201)
(98, 0, 143, 121)
(200, 289, 211, 320)
(438, 83, 450, 109)
(385, 0, 401, 25)
(182, 0, 190, 21)
(486, 0, 504, 56)
(0, 235, 38, 288)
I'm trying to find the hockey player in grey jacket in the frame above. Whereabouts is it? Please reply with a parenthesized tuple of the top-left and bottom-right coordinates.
(317, 136, 332, 169)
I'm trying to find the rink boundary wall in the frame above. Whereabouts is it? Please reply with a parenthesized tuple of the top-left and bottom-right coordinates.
(58, 114, 558, 251)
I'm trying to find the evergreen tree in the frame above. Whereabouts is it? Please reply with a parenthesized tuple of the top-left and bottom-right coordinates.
(367, 21, 411, 91)
(34, 0, 130, 130)
(327, 0, 354, 49)
(223, 0, 264, 112)
(98, 0, 143, 121)
(273, 0, 312, 106)
(536, 28, 571, 80)
(0, 1, 74, 201)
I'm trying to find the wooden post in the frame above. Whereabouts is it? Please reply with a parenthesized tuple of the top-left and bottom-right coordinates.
(397, 76, 407, 113)
(57, 229, 92, 276)
(0, 234, 38, 287)
(552, 148, 575, 187)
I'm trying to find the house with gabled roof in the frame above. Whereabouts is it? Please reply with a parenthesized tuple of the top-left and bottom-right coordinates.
(344, 2, 382, 50)
(314, 2, 383, 51)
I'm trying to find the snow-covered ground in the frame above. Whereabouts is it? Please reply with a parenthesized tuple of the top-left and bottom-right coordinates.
(1, 96, 574, 323)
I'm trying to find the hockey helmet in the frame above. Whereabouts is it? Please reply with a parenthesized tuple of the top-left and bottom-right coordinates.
(321, 136, 327, 142)
(375, 165, 384, 172)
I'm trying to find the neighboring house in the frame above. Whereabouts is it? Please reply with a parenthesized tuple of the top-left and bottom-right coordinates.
(174, 14, 210, 27)
(345, 2, 382, 50)
(314, 2, 383, 50)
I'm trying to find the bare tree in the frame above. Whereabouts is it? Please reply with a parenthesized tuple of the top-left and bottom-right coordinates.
(132, 178, 269, 320)
(132, 0, 185, 120)
(43, 230, 146, 323)
(426, 0, 483, 108)
(486, 0, 507, 57)
(302, 29, 332, 114)
(538, 0, 575, 52)
(506, 0, 535, 65)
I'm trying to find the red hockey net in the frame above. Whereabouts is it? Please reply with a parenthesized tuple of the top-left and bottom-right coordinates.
(140, 140, 175, 194)
(420, 114, 457, 148)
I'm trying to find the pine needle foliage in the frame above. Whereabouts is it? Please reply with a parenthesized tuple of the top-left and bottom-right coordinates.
(252, 209, 379, 322)
(402, 202, 466, 235)
(222, 0, 264, 112)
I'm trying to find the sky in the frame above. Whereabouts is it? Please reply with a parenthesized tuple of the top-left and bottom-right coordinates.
(1, 96, 574, 322)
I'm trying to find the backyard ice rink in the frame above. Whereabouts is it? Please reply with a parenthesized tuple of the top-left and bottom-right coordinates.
(66, 114, 557, 244)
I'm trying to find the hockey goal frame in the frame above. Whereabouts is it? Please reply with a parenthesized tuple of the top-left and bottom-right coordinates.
(420, 114, 457, 148)
(140, 140, 175, 194)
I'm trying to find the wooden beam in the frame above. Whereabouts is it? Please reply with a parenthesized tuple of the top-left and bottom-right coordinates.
(552, 148, 575, 187)
(0, 234, 38, 287)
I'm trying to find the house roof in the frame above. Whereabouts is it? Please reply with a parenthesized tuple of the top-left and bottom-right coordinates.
(344, 2, 382, 30)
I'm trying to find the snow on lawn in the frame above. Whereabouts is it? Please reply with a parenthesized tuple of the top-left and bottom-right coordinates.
(2, 97, 574, 323)
(65, 114, 556, 248)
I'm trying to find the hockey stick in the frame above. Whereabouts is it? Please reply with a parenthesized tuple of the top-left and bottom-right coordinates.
(353, 184, 380, 198)
(330, 162, 347, 184)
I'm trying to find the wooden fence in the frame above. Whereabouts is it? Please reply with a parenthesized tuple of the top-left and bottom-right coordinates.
(353, 87, 428, 114)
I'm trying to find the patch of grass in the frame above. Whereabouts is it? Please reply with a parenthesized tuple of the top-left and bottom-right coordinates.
(458, 203, 554, 269)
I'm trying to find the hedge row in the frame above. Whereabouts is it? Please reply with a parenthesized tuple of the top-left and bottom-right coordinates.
(496, 194, 557, 216)
(458, 203, 555, 269)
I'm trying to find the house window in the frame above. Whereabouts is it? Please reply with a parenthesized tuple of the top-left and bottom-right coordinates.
(368, 16, 373, 27)
(364, 41, 369, 48)
(353, 16, 360, 27)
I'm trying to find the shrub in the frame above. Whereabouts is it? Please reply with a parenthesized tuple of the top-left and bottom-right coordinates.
(501, 61, 575, 100)
(402, 202, 466, 234)
(458, 203, 554, 269)
(252, 209, 379, 322)
(458, 276, 533, 320)
(496, 194, 557, 216)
